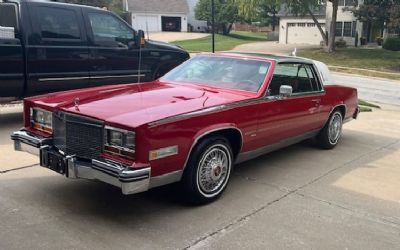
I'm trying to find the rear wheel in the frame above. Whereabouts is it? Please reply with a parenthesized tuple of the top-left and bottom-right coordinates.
(181, 137, 233, 204)
(316, 110, 343, 149)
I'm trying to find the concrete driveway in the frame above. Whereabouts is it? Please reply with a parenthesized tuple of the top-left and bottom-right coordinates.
(147, 32, 208, 42)
(1, 101, 400, 249)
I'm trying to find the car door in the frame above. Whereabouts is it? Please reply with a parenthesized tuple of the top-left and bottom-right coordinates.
(27, 3, 90, 94)
(255, 62, 325, 148)
(83, 10, 146, 86)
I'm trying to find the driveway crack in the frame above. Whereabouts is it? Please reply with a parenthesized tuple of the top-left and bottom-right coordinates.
(183, 139, 400, 249)
(295, 192, 400, 229)
(0, 164, 38, 174)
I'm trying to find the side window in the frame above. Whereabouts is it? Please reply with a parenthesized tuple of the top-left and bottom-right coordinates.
(304, 64, 322, 91)
(88, 12, 134, 47)
(268, 63, 317, 96)
(36, 7, 81, 40)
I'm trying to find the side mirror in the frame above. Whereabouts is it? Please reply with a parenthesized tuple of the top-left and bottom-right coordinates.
(136, 30, 145, 47)
(279, 85, 293, 97)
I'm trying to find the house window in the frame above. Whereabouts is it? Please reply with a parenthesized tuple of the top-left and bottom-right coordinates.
(335, 22, 343, 36)
(335, 21, 356, 37)
(338, 0, 355, 6)
(343, 22, 352, 36)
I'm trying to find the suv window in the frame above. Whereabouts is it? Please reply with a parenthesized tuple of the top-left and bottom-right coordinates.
(0, 3, 18, 31)
(268, 63, 317, 96)
(37, 7, 80, 40)
(88, 12, 134, 47)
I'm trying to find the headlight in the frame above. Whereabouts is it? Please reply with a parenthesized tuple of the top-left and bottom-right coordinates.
(104, 126, 135, 159)
(30, 107, 53, 134)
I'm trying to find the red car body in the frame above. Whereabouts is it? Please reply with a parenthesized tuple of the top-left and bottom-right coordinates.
(12, 53, 359, 202)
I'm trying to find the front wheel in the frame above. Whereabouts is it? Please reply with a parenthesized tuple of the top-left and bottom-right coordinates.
(181, 137, 233, 204)
(316, 110, 343, 149)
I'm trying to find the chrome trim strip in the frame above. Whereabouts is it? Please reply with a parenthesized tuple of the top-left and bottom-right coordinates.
(90, 74, 146, 79)
(148, 98, 263, 128)
(104, 125, 134, 134)
(39, 76, 90, 82)
(182, 126, 244, 172)
(39, 74, 146, 82)
(236, 129, 320, 164)
(149, 170, 183, 188)
(325, 104, 347, 125)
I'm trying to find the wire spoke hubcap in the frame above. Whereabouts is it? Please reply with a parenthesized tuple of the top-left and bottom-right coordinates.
(328, 113, 342, 144)
(197, 146, 231, 195)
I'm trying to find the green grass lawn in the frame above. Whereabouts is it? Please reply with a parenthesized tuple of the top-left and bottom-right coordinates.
(172, 31, 267, 52)
(298, 48, 400, 80)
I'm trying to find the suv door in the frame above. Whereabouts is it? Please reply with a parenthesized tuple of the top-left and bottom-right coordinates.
(27, 3, 90, 94)
(255, 62, 325, 147)
(83, 10, 146, 86)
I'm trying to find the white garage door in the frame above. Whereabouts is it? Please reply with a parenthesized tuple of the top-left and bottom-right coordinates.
(287, 23, 325, 45)
(134, 15, 159, 32)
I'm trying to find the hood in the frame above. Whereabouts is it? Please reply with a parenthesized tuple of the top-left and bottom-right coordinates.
(30, 81, 252, 128)
(146, 39, 188, 55)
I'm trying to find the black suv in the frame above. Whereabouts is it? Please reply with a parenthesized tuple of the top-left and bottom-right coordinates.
(0, 0, 190, 99)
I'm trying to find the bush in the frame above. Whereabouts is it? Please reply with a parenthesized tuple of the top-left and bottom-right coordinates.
(383, 37, 400, 51)
(335, 38, 347, 48)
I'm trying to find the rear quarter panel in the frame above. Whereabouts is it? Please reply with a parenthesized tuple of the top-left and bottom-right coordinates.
(322, 85, 358, 120)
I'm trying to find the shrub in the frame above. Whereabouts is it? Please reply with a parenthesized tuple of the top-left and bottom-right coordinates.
(335, 38, 347, 48)
(383, 37, 400, 51)
(375, 36, 384, 46)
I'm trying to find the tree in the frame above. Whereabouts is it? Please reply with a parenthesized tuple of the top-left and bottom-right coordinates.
(327, 0, 338, 52)
(388, 3, 400, 35)
(237, 0, 281, 31)
(352, 0, 400, 38)
(195, 0, 239, 35)
(237, 0, 329, 47)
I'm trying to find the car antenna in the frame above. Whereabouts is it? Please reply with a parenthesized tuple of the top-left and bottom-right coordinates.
(145, 10, 150, 40)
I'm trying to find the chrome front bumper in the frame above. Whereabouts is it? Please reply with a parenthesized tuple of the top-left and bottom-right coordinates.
(11, 131, 151, 195)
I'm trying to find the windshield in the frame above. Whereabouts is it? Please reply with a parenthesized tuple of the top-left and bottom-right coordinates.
(162, 56, 271, 93)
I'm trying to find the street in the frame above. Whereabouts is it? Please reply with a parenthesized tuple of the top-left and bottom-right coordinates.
(1, 73, 399, 249)
(333, 73, 400, 106)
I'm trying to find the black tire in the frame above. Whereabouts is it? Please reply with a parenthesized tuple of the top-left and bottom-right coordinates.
(181, 136, 233, 205)
(316, 110, 343, 149)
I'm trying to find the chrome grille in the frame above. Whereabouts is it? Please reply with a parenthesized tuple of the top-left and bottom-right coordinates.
(53, 112, 103, 160)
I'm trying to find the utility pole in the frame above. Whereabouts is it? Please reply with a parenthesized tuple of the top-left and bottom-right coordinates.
(211, 0, 215, 53)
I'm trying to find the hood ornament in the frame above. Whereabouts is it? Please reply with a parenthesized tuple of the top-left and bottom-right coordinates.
(74, 97, 80, 110)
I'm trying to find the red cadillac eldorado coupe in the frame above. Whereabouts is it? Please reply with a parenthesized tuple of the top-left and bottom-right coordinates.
(12, 53, 359, 204)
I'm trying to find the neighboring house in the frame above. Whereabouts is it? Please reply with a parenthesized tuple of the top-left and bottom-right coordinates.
(326, 0, 363, 45)
(124, 0, 189, 32)
(278, 0, 364, 45)
(187, 0, 208, 32)
(278, 6, 326, 45)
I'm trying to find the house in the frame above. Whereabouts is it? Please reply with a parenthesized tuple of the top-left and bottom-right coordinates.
(278, 0, 364, 45)
(277, 6, 326, 45)
(187, 0, 208, 32)
(124, 0, 189, 32)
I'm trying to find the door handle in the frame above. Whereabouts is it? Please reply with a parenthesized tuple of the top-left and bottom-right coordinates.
(311, 99, 321, 106)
